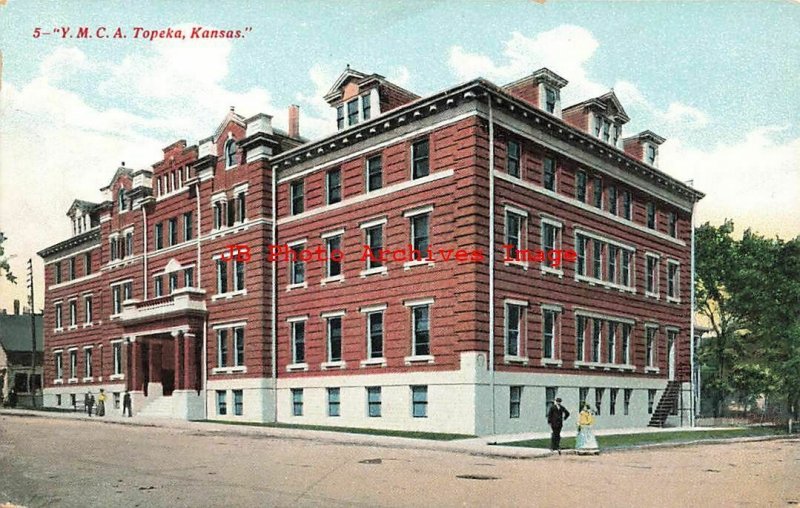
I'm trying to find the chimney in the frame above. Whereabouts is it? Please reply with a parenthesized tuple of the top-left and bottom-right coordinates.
(288, 105, 300, 138)
(13, 299, 20, 315)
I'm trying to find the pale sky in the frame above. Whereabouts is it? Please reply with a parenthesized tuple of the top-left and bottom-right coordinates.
(1, 1, 798, 312)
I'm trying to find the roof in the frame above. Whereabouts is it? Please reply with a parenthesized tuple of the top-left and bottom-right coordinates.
(66, 199, 99, 217)
(323, 66, 420, 104)
(0, 314, 44, 353)
(563, 90, 630, 123)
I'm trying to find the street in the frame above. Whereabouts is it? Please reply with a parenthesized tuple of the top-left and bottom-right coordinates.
(0, 415, 798, 507)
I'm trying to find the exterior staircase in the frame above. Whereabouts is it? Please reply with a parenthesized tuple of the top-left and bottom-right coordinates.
(648, 381, 680, 428)
(136, 395, 175, 419)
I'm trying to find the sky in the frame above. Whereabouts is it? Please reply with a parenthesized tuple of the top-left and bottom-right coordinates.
(0, 0, 798, 312)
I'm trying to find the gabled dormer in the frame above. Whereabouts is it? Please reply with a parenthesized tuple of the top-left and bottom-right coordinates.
(503, 67, 568, 117)
(563, 90, 629, 148)
(66, 199, 99, 236)
(324, 66, 419, 131)
(623, 130, 665, 167)
(100, 164, 135, 214)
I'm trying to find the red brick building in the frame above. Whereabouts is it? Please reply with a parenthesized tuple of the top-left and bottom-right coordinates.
(38, 67, 702, 434)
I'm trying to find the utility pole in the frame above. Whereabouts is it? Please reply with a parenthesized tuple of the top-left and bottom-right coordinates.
(27, 258, 37, 408)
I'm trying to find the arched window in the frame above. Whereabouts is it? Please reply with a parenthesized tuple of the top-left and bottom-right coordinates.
(225, 139, 237, 168)
(118, 189, 127, 212)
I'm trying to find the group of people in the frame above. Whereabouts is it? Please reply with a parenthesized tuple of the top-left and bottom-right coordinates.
(546, 398, 600, 455)
(82, 389, 133, 417)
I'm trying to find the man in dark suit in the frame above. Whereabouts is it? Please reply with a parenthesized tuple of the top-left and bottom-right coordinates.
(546, 397, 570, 454)
(122, 391, 132, 417)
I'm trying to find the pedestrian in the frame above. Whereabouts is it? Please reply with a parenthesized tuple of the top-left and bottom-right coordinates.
(122, 390, 132, 417)
(576, 403, 600, 455)
(96, 389, 106, 417)
(84, 391, 94, 417)
(546, 397, 570, 454)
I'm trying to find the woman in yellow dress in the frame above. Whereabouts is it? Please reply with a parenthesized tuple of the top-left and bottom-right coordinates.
(576, 403, 599, 454)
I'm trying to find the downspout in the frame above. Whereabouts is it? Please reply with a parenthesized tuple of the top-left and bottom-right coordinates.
(271, 161, 278, 422)
(195, 180, 208, 420)
(487, 95, 496, 436)
(142, 205, 148, 299)
(689, 185, 697, 427)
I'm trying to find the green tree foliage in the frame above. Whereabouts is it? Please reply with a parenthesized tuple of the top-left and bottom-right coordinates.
(0, 232, 17, 284)
(696, 221, 800, 419)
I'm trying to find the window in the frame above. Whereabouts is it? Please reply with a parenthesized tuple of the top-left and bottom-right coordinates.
(668, 212, 677, 238)
(84, 348, 93, 378)
(234, 259, 245, 291)
(227, 197, 236, 227)
(56, 394, 62, 406)
(668, 262, 680, 300)
(543, 157, 556, 191)
(216, 330, 228, 367)
(576, 315, 586, 362)
(213, 201, 224, 230)
(367, 311, 384, 358)
(595, 387, 604, 415)
(169, 272, 178, 293)
(592, 177, 603, 208)
(646, 202, 656, 230)
(611, 125, 620, 146)
(328, 387, 341, 417)
(336, 104, 344, 130)
(112, 285, 122, 314)
(411, 138, 430, 179)
(592, 239, 603, 279)
(505, 303, 523, 357)
(607, 322, 617, 363)
(365, 226, 383, 270)
(602, 119, 611, 143)
(347, 99, 359, 126)
(621, 250, 632, 287)
(542, 308, 558, 359)
(84, 296, 92, 323)
(367, 387, 381, 417)
(84, 253, 92, 276)
(507, 140, 520, 177)
(326, 168, 342, 205)
(541, 221, 560, 269)
(591, 318, 602, 363)
(234, 327, 245, 367)
(411, 386, 428, 418)
(326, 235, 342, 278)
(233, 390, 243, 416)
(168, 218, 178, 246)
(327, 317, 342, 363)
(412, 305, 431, 356)
(55, 352, 63, 379)
(154, 276, 164, 297)
(646, 326, 657, 367)
(622, 190, 632, 220)
(648, 389, 656, 413)
(118, 188, 127, 212)
(236, 192, 246, 223)
(366, 155, 382, 191)
(576, 235, 587, 276)
(290, 180, 304, 215)
(110, 237, 119, 261)
(113, 342, 122, 375)
(70, 393, 76, 407)
(125, 232, 133, 257)
(504, 211, 524, 260)
(361, 94, 371, 121)
(607, 245, 618, 284)
(55, 303, 63, 329)
(292, 389, 304, 416)
(646, 255, 659, 295)
(593, 115, 602, 137)
(123, 281, 132, 301)
(608, 185, 617, 215)
(69, 350, 77, 379)
(647, 145, 657, 165)
(624, 388, 632, 415)
(183, 212, 193, 241)
(545, 87, 558, 114)
(622, 324, 631, 365)
(290, 244, 305, 284)
(113, 392, 120, 409)
(184, 267, 194, 287)
(14, 373, 28, 393)
(216, 259, 228, 293)
(291, 321, 305, 364)
(510, 386, 522, 418)
(216, 390, 227, 415)
(69, 300, 77, 326)
(225, 139, 237, 168)
(154, 223, 163, 250)
(610, 388, 618, 415)
(410, 213, 430, 260)
(575, 170, 587, 202)
(69, 258, 76, 280)
(579, 387, 589, 408)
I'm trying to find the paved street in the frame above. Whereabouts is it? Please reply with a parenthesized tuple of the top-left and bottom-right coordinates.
(1, 415, 798, 508)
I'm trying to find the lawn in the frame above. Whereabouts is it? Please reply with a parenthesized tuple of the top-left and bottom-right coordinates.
(500, 427, 788, 449)
(202, 419, 475, 441)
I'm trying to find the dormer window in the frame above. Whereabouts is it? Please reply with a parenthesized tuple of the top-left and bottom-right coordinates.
(336, 105, 345, 130)
(545, 87, 558, 114)
(347, 99, 359, 126)
(118, 189, 128, 212)
(647, 145, 657, 165)
(362, 95, 371, 121)
(611, 125, 620, 147)
(225, 139, 238, 169)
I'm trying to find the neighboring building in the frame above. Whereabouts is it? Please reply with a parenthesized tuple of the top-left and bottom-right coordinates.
(38, 66, 703, 434)
(0, 301, 44, 407)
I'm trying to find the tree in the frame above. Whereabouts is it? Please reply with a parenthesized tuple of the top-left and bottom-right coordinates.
(0, 231, 16, 284)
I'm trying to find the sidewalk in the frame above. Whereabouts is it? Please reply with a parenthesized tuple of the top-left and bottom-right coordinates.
(0, 408, 790, 459)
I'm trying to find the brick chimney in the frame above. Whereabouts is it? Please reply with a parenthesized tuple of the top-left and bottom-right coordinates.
(288, 104, 300, 138)
(13, 299, 20, 315)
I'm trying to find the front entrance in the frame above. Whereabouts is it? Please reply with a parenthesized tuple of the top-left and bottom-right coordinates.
(140, 337, 176, 397)
(668, 334, 676, 380)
